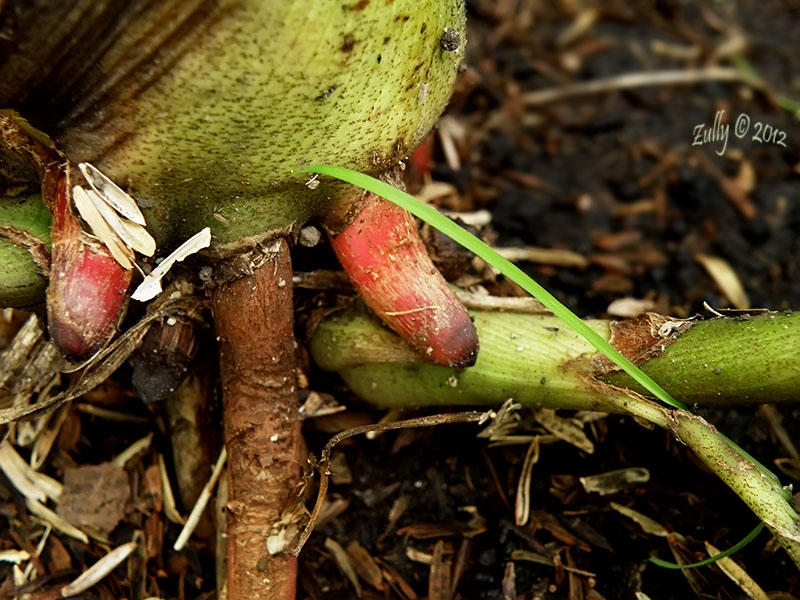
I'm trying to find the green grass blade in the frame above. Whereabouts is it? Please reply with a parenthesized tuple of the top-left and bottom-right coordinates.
(648, 523, 764, 569)
(303, 164, 687, 411)
(305, 164, 788, 557)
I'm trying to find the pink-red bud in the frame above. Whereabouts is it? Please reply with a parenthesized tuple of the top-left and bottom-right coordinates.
(331, 193, 478, 368)
(46, 172, 131, 360)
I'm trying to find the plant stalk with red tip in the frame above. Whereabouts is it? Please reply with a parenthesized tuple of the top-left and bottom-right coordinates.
(46, 169, 131, 360)
(330, 192, 478, 368)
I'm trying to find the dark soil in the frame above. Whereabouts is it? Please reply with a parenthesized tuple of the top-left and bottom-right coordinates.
(2, 2, 799, 600)
(297, 2, 800, 599)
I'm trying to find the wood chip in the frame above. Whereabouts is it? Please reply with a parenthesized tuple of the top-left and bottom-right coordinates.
(132, 227, 211, 302)
(60, 540, 138, 597)
(377, 558, 419, 600)
(610, 502, 668, 537)
(529, 510, 592, 551)
(325, 537, 362, 598)
(345, 541, 384, 591)
(704, 541, 769, 600)
(429, 540, 452, 600)
(695, 253, 750, 309)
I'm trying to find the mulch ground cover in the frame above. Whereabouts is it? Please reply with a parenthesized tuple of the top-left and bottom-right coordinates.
(2, 1, 799, 599)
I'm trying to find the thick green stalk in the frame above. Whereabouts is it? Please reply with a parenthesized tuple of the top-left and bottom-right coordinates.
(603, 312, 800, 404)
(311, 306, 800, 567)
(312, 305, 800, 410)
(0, 192, 51, 307)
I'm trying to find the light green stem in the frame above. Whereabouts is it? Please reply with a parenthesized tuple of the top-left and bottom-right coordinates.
(311, 305, 800, 567)
(0, 193, 51, 307)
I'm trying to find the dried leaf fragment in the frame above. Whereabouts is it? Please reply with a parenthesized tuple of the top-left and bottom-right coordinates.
(78, 163, 146, 225)
(56, 462, 130, 536)
(132, 228, 211, 302)
(515, 439, 540, 526)
(580, 468, 650, 496)
(695, 253, 750, 309)
(0, 549, 30, 564)
(704, 541, 769, 600)
(534, 409, 594, 454)
(610, 502, 668, 537)
(60, 540, 137, 597)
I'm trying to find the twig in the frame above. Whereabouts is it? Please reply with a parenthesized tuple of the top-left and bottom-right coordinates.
(521, 67, 754, 106)
(291, 410, 487, 556)
(173, 447, 227, 551)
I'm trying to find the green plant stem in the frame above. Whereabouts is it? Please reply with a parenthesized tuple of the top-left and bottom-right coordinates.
(0, 192, 51, 307)
(311, 305, 800, 568)
(313, 306, 800, 409)
(304, 164, 687, 412)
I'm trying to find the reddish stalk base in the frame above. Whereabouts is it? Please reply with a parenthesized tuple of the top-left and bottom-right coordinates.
(331, 194, 478, 368)
(211, 240, 300, 600)
(47, 172, 131, 360)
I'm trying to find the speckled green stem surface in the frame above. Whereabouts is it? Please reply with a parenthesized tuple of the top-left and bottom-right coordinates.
(0, 193, 51, 307)
(0, 0, 465, 255)
(311, 304, 800, 568)
(312, 305, 799, 410)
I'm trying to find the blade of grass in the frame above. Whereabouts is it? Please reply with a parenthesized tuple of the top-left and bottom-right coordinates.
(304, 164, 686, 409)
(305, 164, 787, 496)
(649, 523, 764, 570)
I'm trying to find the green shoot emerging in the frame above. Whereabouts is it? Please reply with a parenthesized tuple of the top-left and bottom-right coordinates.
(304, 164, 796, 569)
(304, 165, 686, 409)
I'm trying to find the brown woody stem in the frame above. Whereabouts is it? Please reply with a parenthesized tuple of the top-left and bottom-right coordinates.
(211, 239, 300, 600)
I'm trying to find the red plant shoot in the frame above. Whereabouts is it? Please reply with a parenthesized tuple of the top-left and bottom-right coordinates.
(331, 193, 478, 368)
(47, 171, 132, 360)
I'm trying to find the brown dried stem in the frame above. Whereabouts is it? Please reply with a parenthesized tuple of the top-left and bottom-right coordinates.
(211, 240, 301, 600)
